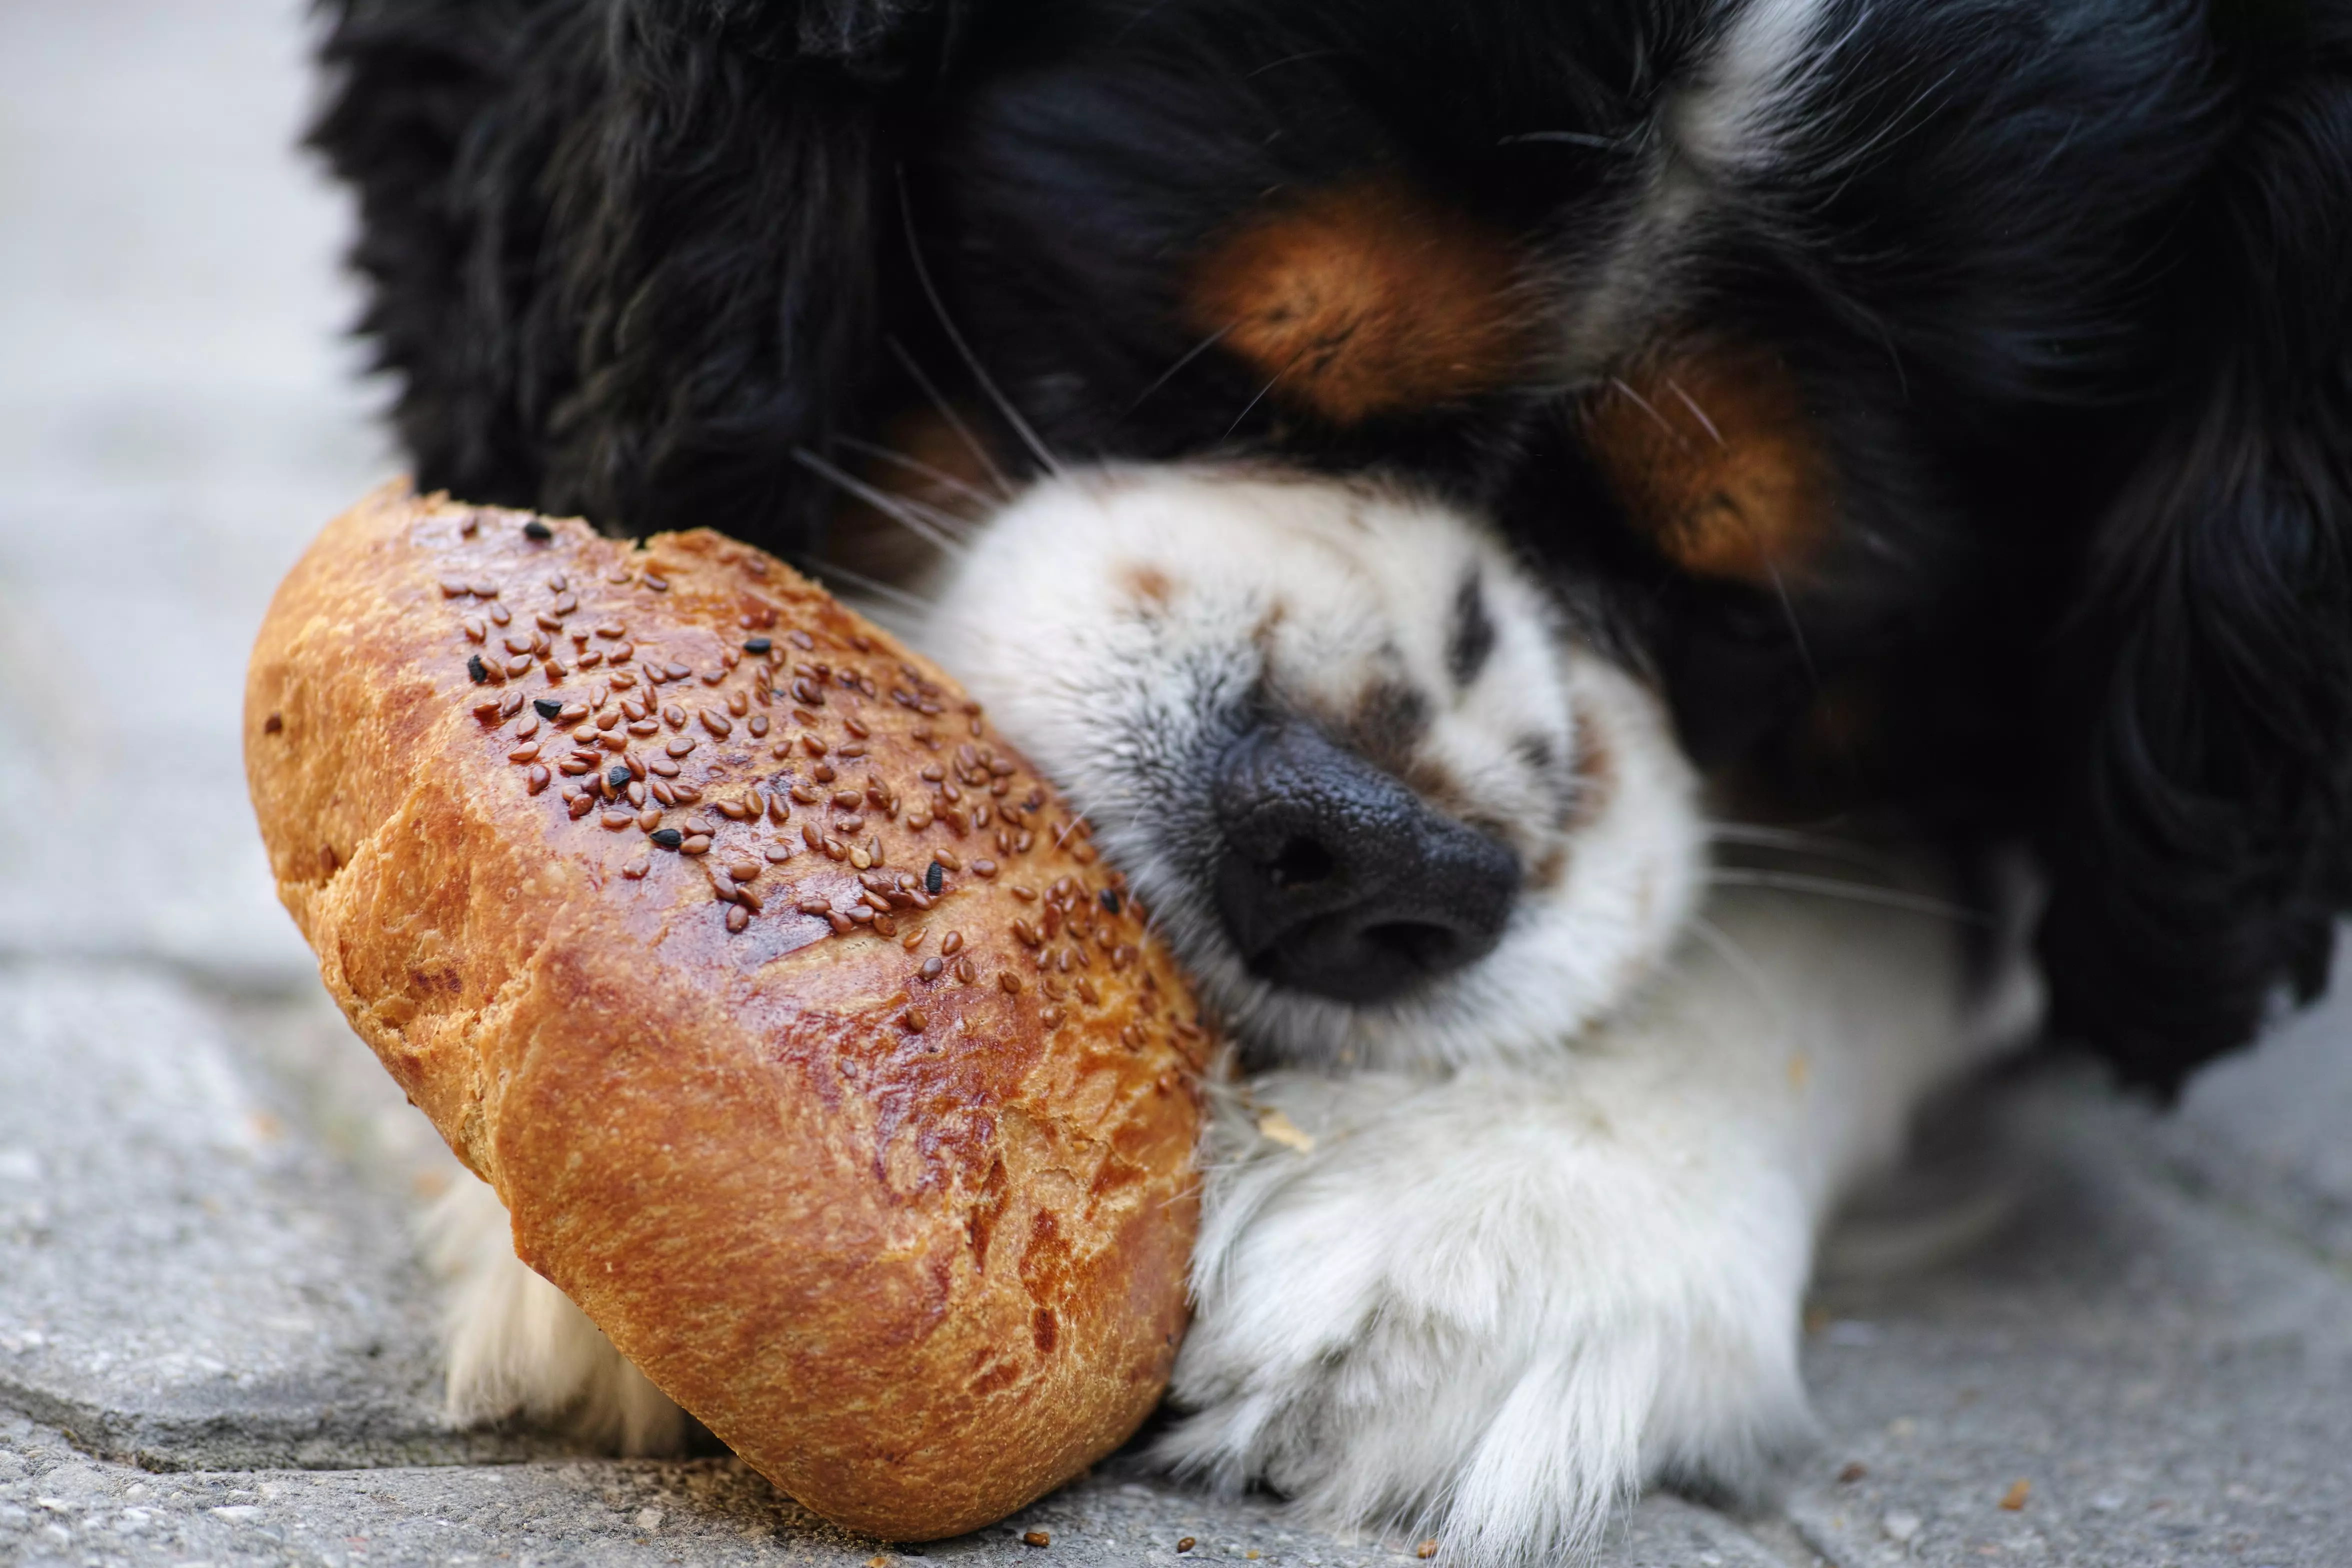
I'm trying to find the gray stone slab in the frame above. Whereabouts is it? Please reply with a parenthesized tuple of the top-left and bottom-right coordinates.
(0, 962, 545, 1469)
(0, 0, 392, 986)
(1791, 1074, 2352, 1568)
(2166, 928, 2352, 1264)
(0, 1407, 1792, 1568)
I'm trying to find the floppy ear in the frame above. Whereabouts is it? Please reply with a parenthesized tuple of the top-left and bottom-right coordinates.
(312, 0, 960, 552)
(2036, 52, 2352, 1094)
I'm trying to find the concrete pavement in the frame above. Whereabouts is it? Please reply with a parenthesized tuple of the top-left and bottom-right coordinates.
(2, 3, 2346, 1564)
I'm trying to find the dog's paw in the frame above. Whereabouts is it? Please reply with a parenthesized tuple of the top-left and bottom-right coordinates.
(422, 1174, 688, 1456)
(1156, 1070, 1814, 1566)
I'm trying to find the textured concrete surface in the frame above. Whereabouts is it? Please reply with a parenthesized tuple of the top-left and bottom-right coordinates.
(2, 0, 2348, 1564)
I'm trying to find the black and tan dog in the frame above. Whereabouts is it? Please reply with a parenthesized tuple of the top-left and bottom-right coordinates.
(313, 2, 2350, 1559)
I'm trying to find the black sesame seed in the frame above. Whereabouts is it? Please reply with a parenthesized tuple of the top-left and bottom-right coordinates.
(533, 698, 563, 720)
(744, 637, 772, 654)
(608, 766, 632, 790)
(650, 828, 684, 850)
(522, 520, 553, 541)
(468, 654, 490, 684)
(926, 860, 944, 896)
(1100, 888, 1122, 914)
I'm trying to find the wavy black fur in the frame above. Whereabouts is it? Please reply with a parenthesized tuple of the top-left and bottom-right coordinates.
(308, 0, 2352, 1092)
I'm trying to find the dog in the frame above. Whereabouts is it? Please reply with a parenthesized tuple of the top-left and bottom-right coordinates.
(314, 0, 2352, 1560)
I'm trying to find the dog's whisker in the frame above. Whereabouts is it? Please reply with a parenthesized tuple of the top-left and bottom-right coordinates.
(885, 336, 1017, 502)
(1120, 322, 1235, 422)
(1607, 376, 1688, 448)
(792, 446, 972, 560)
(895, 168, 1066, 480)
(1688, 914, 1793, 1041)
(832, 432, 1002, 516)
(1705, 868, 1988, 924)
(788, 554, 939, 618)
(1705, 822, 1894, 868)
(1660, 377, 1726, 447)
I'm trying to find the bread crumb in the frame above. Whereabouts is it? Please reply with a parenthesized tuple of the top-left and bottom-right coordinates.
(1257, 1108, 1315, 1152)
(2000, 1478, 2030, 1510)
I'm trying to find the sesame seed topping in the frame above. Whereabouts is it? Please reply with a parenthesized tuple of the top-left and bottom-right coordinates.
(508, 743, 541, 763)
(788, 630, 816, 650)
(700, 710, 732, 738)
(650, 828, 684, 850)
(488, 602, 511, 626)
(473, 581, 500, 598)
(526, 766, 551, 794)
(666, 736, 697, 758)
(973, 859, 998, 878)
(648, 758, 679, 778)
(440, 578, 470, 598)
(638, 808, 662, 832)
(900, 1010, 926, 1032)
(468, 654, 492, 684)
(462, 618, 487, 643)
(680, 834, 711, 854)
(600, 810, 632, 830)
(998, 972, 1022, 994)
(1100, 888, 1122, 914)
(726, 904, 750, 932)
(926, 861, 944, 896)
(744, 638, 772, 654)
(643, 574, 668, 592)
(522, 520, 553, 541)
(622, 853, 650, 879)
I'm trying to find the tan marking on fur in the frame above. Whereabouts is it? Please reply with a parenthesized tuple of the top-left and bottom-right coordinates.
(1581, 344, 1831, 583)
(1562, 708, 1615, 835)
(1188, 182, 1534, 426)
(1120, 564, 1176, 607)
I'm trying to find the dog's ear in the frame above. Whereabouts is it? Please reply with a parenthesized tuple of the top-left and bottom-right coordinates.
(312, 0, 964, 552)
(2036, 50, 2352, 1094)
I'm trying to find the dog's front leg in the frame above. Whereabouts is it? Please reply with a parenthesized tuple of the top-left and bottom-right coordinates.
(1158, 885, 2031, 1566)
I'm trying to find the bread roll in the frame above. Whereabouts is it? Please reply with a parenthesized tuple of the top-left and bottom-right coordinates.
(244, 482, 1210, 1538)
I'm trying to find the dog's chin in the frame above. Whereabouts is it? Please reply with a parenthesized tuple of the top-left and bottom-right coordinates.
(921, 465, 1709, 1073)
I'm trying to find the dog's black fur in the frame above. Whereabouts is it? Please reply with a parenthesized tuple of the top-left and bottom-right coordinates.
(310, 0, 2352, 1092)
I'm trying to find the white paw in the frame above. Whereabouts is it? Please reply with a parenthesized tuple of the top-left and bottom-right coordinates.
(422, 1174, 688, 1456)
(1156, 1070, 1814, 1566)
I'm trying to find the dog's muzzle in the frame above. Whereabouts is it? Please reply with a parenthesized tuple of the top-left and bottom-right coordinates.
(1212, 719, 1521, 1004)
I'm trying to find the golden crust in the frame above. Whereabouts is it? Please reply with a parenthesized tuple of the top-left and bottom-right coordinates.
(244, 482, 1210, 1538)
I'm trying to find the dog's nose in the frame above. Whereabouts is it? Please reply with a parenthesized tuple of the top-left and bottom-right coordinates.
(1212, 720, 1520, 1002)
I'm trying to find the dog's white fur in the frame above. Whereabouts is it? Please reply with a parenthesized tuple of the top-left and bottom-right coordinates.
(428, 464, 2034, 1562)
